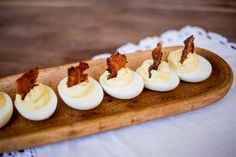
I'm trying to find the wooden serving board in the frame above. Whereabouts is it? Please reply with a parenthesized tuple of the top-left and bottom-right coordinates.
(0, 47, 233, 153)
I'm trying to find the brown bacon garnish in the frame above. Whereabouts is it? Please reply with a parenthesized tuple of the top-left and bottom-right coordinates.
(106, 52, 127, 79)
(180, 35, 195, 64)
(16, 67, 39, 100)
(67, 61, 89, 87)
(148, 43, 163, 78)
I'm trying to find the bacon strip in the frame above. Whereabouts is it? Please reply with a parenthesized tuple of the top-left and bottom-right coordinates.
(148, 43, 163, 78)
(16, 67, 39, 100)
(180, 35, 195, 64)
(106, 52, 127, 79)
(67, 61, 89, 87)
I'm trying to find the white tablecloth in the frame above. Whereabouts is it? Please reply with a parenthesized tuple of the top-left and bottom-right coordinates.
(3, 26, 236, 157)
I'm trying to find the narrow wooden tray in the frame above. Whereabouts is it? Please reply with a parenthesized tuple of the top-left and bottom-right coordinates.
(0, 47, 233, 153)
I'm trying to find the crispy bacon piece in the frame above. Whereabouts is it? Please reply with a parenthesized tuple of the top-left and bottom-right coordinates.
(106, 52, 127, 79)
(148, 43, 163, 78)
(180, 35, 195, 64)
(67, 61, 89, 87)
(16, 67, 39, 100)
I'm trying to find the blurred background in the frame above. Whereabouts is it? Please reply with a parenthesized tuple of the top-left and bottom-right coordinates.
(0, 0, 235, 77)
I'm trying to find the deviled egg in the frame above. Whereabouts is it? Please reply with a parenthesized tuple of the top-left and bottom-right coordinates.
(99, 52, 144, 99)
(168, 35, 212, 82)
(15, 68, 57, 121)
(0, 92, 13, 128)
(58, 62, 103, 110)
(137, 43, 180, 91)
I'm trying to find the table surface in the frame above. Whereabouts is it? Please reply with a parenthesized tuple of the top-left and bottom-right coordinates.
(0, 0, 235, 77)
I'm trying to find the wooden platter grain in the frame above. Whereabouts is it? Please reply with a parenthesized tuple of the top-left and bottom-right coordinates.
(0, 46, 233, 153)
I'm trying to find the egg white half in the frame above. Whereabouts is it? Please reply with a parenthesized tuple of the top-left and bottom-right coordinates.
(0, 92, 13, 128)
(140, 70, 180, 92)
(173, 55, 212, 83)
(15, 85, 57, 121)
(99, 71, 144, 99)
(58, 77, 104, 110)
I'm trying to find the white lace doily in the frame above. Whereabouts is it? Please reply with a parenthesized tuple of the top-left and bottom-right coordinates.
(2, 26, 235, 157)
(93, 25, 235, 60)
